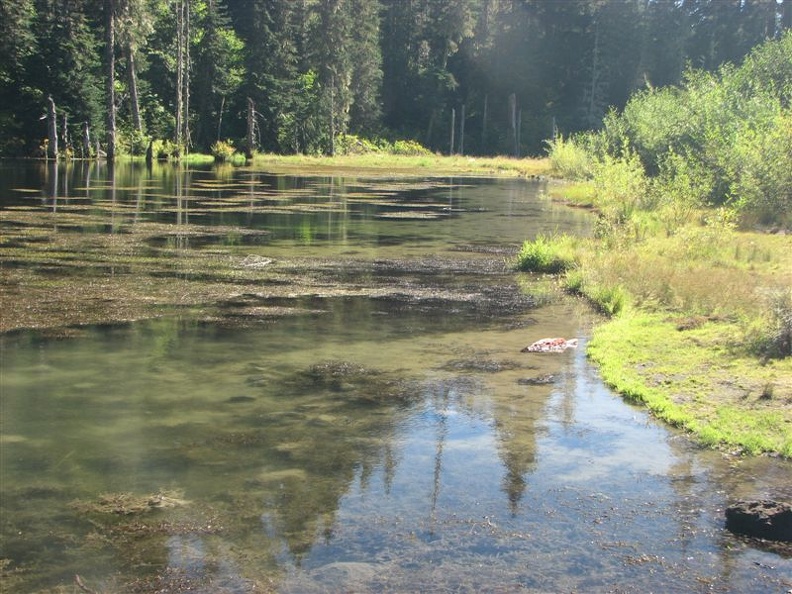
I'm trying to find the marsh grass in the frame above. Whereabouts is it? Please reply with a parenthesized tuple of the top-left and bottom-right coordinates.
(546, 182, 597, 207)
(532, 153, 792, 454)
(250, 152, 551, 177)
(514, 233, 577, 274)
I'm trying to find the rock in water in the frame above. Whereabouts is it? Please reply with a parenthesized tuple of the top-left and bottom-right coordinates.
(725, 500, 792, 542)
(521, 337, 578, 353)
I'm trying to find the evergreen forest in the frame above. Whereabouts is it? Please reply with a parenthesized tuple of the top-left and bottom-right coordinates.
(2, 0, 791, 159)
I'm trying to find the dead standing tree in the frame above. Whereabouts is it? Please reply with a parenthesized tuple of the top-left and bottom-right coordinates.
(46, 95, 58, 160)
(174, 0, 191, 157)
(245, 97, 260, 159)
(105, 0, 117, 162)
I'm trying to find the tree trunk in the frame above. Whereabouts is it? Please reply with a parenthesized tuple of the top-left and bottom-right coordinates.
(217, 96, 225, 142)
(246, 97, 255, 159)
(46, 95, 58, 160)
(175, 0, 184, 152)
(516, 109, 522, 158)
(509, 93, 517, 157)
(183, 0, 191, 151)
(61, 112, 69, 156)
(105, 0, 116, 162)
(449, 108, 455, 156)
(459, 104, 465, 156)
(127, 44, 142, 133)
(481, 94, 488, 154)
(82, 121, 91, 158)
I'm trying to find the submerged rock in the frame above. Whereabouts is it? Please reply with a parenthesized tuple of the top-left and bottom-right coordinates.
(517, 374, 556, 386)
(521, 337, 578, 353)
(725, 499, 792, 542)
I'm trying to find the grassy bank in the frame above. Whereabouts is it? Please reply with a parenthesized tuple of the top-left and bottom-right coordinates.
(514, 34, 792, 457)
(518, 187, 792, 457)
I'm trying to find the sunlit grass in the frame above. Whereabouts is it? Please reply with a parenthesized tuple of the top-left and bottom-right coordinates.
(521, 182, 792, 455)
(250, 152, 551, 178)
(514, 233, 577, 274)
(588, 312, 792, 456)
(546, 181, 597, 207)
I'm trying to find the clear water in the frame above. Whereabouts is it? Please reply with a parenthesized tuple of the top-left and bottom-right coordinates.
(1, 162, 790, 593)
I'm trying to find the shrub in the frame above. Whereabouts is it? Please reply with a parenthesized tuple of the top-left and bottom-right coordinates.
(546, 135, 594, 180)
(120, 129, 150, 156)
(152, 139, 176, 160)
(390, 139, 433, 156)
(337, 134, 381, 155)
(589, 283, 628, 317)
(211, 139, 237, 163)
(750, 288, 792, 359)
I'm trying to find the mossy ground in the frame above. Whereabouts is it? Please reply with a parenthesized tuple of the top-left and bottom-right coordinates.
(587, 312, 792, 457)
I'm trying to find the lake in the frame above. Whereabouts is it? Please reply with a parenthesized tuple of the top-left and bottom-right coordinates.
(1, 161, 790, 593)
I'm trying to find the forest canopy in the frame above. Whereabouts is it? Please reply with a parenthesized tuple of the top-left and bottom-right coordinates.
(1, 0, 791, 158)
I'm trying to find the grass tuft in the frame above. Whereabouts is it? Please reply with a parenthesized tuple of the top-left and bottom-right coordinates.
(514, 233, 577, 274)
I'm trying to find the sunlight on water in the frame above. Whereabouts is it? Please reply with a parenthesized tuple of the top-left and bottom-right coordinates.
(1, 162, 790, 593)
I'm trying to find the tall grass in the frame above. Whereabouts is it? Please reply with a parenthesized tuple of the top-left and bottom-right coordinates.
(514, 233, 577, 274)
(546, 135, 594, 180)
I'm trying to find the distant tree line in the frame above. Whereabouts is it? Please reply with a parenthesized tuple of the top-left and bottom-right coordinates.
(1, 0, 791, 159)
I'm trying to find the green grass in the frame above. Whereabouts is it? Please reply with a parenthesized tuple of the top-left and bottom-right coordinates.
(514, 233, 577, 274)
(587, 311, 792, 457)
(250, 152, 551, 177)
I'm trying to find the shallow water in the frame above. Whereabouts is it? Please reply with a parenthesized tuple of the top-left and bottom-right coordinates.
(1, 161, 790, 593)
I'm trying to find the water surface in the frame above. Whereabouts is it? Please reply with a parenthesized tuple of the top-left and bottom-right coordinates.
(1, 162, 790, 593)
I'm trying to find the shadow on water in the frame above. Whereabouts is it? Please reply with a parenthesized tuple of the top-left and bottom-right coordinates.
(1, 161, 790, 593)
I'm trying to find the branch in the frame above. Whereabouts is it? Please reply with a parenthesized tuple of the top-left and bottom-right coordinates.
(74, 574, 101, 594)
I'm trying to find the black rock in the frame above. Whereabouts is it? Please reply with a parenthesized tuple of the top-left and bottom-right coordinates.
(725, 499, 792, 542)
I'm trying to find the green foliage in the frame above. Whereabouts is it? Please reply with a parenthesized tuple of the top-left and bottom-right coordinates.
(591, 146, 648, 240)
(390, 139, 433, 156)
(587, 283, 628, 317)
(337, 134, 382, 155)
(649, 149, 713, 234)
(515, 233, 577, 274)
(563, 265, 627, 317)
(546, 135, 594, 180)
(121, 129, 151, 156)
(3, 0, 791, 159)
(152, 139, 177, 161)
(749, 288, 792, 360)
(211, 139, 237, 163)
(278, 70, 327, 155)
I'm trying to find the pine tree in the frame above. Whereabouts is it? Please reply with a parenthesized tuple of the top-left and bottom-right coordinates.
(192, 0, 245, 150)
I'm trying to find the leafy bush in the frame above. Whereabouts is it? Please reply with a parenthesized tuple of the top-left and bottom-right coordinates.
(591, 146, 648, 242)
(152, 139, 176, 160)
(546, 135, 594, 180)
(390, 139, 433, 156)
(583, 32, 792, 227)
(649, 149, 713, 234)
(211, 139, 237, 163)
(337, 134, 382, 155)
(120, 129, 150, 156)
